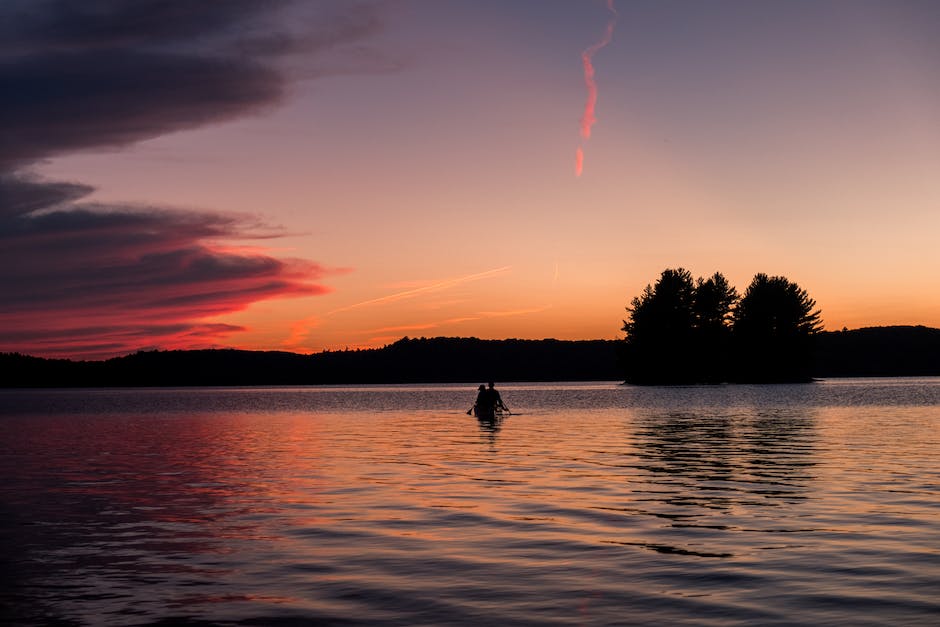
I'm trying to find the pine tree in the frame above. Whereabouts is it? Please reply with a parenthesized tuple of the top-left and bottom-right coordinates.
(622, 268, 697, 384)
(732, 273, 822, 382)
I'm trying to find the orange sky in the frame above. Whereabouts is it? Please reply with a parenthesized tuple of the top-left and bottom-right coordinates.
(4, 1, 940, 358)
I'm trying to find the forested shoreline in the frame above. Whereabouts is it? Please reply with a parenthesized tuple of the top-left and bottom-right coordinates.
(2, 326, 940, 387)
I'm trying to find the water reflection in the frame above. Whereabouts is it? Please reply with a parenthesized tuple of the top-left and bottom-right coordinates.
(579, 407, 821, 564)
(1, 412, 301, 625)
(476, 414, 503, 445)
(631, 408, 817, 512)
(2, 382, 938, 626)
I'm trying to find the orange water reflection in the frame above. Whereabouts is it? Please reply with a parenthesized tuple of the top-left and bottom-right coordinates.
(2, 382, 939, 625)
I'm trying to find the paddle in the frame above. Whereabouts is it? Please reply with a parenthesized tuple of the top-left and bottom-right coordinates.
(465, 408, 514, 416)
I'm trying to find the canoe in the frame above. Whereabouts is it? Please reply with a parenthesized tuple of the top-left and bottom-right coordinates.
(474, 406, 503, 421)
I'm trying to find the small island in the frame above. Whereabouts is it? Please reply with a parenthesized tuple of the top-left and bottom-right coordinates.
(621, 268, 822, 384)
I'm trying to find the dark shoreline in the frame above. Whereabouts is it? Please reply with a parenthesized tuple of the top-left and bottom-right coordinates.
(3, 326, 939, 388)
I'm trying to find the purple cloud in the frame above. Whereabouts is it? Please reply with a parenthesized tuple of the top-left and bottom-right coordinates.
(0, 1, 392, 358)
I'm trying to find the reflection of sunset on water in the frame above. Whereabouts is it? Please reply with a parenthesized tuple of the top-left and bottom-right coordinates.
(3, 382, 938, 624)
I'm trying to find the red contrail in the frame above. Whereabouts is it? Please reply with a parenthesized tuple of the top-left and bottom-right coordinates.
(576, 0, 617, 176)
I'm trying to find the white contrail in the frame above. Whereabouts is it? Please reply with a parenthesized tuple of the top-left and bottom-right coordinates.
(328, 266, 512, 314)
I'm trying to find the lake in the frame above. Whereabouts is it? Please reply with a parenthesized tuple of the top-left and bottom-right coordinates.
(2, 379, 939, 626)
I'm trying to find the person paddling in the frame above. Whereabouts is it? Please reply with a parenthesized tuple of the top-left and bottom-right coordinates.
(468, 384, 488, 416)
(467, 382, 510, 417)
(487, 381, 509, 414)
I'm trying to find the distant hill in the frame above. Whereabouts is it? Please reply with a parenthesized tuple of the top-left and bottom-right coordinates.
(0, 337, 622, 387)
(2, 327, 939, 387)
(814, 325, 940, 378)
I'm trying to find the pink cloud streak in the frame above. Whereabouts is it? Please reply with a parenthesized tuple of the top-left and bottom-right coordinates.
(0, 188, 334, 359)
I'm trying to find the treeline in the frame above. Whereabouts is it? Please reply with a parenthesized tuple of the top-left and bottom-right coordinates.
(622, 268, 822, 384)
(2, 327, 940, 387)
(815, 325, 940, 378)
(0, 338, 620, 387)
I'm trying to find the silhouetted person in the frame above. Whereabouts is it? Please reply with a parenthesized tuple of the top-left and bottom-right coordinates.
(487, 381, 509, 413)
(468, 382, 510, 418)
(468, 384, 491, 417)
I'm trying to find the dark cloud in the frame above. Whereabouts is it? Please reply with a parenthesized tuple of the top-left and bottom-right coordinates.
(1, 50, 283, 170)
(0, 1, 392, 358)
(0, 180, 331, 358)
(0, 0, 287, 53)
(0, 175, 92, 217)
(0, 0, 388, 59)
(1, 0, 391, 169)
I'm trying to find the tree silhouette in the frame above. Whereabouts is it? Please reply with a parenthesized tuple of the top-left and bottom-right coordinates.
(622, 269, 822, 384)
(732, 273, 822, 382)
(692, 272, 738, 382)
(693, 273, 738, 330)
(622, 268, 698, 384)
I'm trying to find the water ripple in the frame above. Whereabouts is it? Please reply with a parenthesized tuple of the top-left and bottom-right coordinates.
(2, 380, 940, 625)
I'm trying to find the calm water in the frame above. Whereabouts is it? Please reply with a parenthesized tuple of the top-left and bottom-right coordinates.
(2, 379, 939, 626)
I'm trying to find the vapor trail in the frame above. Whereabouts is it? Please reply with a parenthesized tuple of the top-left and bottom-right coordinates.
(576, 0, 617, 176)
(327, 266, 512, 315)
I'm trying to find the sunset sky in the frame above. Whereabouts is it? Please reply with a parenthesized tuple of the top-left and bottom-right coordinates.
(3, 0, 940, 359)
